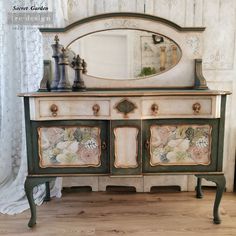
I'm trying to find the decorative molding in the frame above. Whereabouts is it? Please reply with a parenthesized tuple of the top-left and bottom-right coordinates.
(104, 19, 138, 28)
(39, 13, 205, 32)
(185, 35, 201, 56)
(38, 60, 52, 92)
(38, 126, 102, 168)
(149, 124, 212, 166)
(203, 50, 231, 70)
(114, 126, 139, 168)
(114, 98, 137, 118)
(194, 59, 208, 90)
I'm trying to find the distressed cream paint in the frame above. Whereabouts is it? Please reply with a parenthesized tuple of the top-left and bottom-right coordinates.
(52, 0, 235, 192)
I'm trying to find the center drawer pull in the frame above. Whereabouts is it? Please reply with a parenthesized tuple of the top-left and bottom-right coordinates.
(192, 103, 201, 114)
(151, 103, 159, 115)
(50, 104, 58, 117)
(92, 104, 100, 116)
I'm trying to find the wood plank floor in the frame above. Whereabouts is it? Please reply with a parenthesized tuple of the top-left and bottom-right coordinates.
(0, 190, 236, 236)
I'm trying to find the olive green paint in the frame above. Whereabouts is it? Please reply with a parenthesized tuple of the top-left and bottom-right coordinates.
(39, 12, 205, 33)
(142, 119, 219, 173)
(195, 174, 226, 224)
(110, 120, 142, 175)
(217, 95, 227, 171)
(30, 120, 110, 175)
(25, 176, 56, 227)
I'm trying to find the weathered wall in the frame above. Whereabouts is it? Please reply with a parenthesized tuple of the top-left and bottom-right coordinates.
(60, 0, 236, 191)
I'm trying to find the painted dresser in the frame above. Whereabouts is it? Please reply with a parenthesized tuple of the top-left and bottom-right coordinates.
(19, 13, 230, 227)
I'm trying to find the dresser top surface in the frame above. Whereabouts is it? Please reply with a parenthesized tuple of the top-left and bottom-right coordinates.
(18, 90, 231, 98)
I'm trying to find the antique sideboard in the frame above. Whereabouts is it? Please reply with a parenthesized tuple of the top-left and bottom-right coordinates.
(19, 13, 230, 227)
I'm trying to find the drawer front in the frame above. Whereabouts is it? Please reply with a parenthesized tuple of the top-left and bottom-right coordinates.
(142, 96, 221, 118)
(29, 120, 109, 174)
(142, 119, 219, 173)
(30, 97, 110, 120)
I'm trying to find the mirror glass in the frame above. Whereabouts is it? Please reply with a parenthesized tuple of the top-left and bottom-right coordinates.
(68, 29, 182, 80)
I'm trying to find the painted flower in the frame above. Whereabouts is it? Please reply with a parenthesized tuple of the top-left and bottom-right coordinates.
(41, 127, 64, 149)
(188, 146, 209, 163)
(84, 138, 98, 149)
(151, 126, 176, 146)
(175, 127, 188, 139)
(167, 139, 190, 152)
(56, 141, 79, 152)
(77, 148, 99, 165)
(195, 137, 209, 148)
(56, 150, 77, 164)
(152, 147, 165, 158)
(151, 147, 169, 164)
(52, 148, 61, 156)
(185, 127, 194, 141)
(41, 138, 50, 150)
(64, 128, 76, 141)
(158, 139, 190, 163)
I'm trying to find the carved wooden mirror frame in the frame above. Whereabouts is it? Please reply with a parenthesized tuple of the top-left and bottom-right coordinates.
(40, 12, 207, 90)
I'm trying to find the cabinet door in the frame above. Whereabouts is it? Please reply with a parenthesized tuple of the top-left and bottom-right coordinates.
(111, 120, 141, 175)
(142, 119, 219, 173)
(29, 120, 109, 174)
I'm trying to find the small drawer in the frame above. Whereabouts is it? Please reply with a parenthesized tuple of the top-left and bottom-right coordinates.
(142, 96, 221, 119)
(30, 97, 110, 120)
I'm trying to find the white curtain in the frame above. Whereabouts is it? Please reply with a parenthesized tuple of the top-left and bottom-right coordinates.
(0, 0, 67, 215)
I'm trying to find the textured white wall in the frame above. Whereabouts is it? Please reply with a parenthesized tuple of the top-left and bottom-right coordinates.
(60, 0, 236, 192)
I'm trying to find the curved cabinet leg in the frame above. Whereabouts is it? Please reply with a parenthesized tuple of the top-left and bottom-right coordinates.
(24, 177, 55, 228)
(195, 174, 226, 224)
(44, 181, 51, 202)
(195, 177, 203, 199)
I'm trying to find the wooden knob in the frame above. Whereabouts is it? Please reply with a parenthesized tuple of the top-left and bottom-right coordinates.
(50, 104, 58, 117)
(192, 103, 201, 114)
(92, 104, 100, 116)
(151, 103, 159, 115)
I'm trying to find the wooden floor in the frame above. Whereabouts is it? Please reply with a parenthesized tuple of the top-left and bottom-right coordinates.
(1, 190, 236, 236)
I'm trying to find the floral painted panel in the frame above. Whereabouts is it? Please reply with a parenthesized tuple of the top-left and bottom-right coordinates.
(38, 126, 101, 167)
(150, 125, 212, 166)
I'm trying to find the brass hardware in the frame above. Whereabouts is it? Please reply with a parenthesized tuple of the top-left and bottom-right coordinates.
(114, 98, 137, 118)
(192, 102, 201, 114)
(92, 104, 100, 116)
(50, 104, 58, 117)
(151, 103, 159, 115)
(101, 141, 107, 150)
(145, 140, 150, 149)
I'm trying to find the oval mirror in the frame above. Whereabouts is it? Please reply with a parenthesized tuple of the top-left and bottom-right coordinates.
(67, 29, 182, 80)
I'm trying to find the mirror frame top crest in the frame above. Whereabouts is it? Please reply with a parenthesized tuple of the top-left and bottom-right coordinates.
(40, 12, 207, 90)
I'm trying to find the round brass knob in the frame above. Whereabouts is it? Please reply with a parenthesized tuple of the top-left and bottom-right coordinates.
(151, 103, 159, 115)
(92, 104, 100, 116)
(50, 104, 58, 117)
(192, 103, 201, 114)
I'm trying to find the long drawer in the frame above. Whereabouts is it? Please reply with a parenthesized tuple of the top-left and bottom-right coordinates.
(29, 95, 221, 120)
(141, 96, 221, 119)
(29, 97, 110, 120)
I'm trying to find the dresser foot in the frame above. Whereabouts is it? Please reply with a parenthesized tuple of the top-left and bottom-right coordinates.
(195, 177, 203, 199)
(195, 174, 225, 224)
(24, 177, 56, 227)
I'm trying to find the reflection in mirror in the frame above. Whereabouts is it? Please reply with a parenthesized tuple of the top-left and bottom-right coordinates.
(68, 29, 181, 80)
